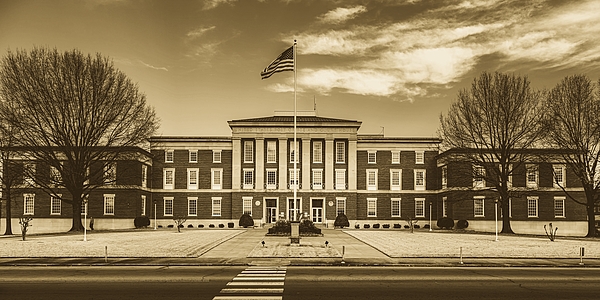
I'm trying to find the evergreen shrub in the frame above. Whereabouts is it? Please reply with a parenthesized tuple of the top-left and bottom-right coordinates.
(334, 213, 350, 228)
(456, 219, 469, 229)
(239, 213, 255, 228)
(134, 216, 150, 228)
(437, 217, 455, 229)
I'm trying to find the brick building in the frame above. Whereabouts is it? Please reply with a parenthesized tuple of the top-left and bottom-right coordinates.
(0, 111, 593, 236)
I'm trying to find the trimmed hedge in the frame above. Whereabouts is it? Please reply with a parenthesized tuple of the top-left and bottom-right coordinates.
(239, 213, 254, 228)
(457, 220, 469, 229)
(437, 217, 455, 230)
(134, 216, 150, 228)
(334, 213, 350, 228)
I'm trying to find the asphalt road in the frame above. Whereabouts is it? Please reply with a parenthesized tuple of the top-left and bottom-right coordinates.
(1, 266, 600, 300)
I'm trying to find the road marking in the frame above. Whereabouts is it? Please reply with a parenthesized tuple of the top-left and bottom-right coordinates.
(232, 277, 285, 281)
(226, 282, 284, 286)
(237, 273, 286, 277)
(213, 296, 282, 300)
(220, 288, 284, 294)
(213, 266, 287, 300)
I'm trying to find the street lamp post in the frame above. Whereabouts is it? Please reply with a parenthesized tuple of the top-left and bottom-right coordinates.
(495, 199, 499, 241)
(83, 199, 88, 242)
(429, 201, 433, 231)
(154, 200, 157, 230)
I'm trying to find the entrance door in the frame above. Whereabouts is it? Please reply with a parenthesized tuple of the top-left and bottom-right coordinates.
(288, 198, 301, 221)
(265, 199, 277, 224)
(312, 199, 324, 223)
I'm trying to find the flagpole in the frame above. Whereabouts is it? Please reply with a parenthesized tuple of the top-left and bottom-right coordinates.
(293, 39, 297, 221)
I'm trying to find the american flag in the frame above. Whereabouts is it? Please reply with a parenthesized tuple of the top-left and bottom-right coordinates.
(260, 46, 294, 79)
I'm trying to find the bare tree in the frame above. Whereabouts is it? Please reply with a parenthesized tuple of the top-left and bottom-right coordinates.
(0, 47, 159, 232)
(439, 71, 544, 234)
(0, 122, 23, 235)
(541, 74, 600, 237)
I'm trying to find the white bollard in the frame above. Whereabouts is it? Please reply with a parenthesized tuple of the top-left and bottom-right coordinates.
(460, 247, 464, 265)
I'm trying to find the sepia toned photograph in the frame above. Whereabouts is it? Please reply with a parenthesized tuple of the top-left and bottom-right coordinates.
(1, 0, 600, 299)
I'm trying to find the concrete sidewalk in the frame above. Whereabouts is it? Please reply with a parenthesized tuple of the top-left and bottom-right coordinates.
(1, 227, 599, 267)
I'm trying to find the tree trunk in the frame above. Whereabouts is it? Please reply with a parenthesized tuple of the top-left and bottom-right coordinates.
(69, 194, 84, 232)
(3, 190, 13, 235)
(586, 204, 597, 238)
(500, 195, 514, 234)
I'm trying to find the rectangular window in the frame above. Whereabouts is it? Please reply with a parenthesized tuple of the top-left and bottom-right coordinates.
(553, 165, 565, 188)
(188, 197, 198, 216)
(213, 150, 222, 163)
(141, 195, 146, 216)
(367, 198, 377, 217)
(104, 162, 117, 185)
(313, 141, 323, 163)
(473, 165, 485, 188)
(141, 165, 148, 188)
(367, 169, 378, 190)
(266, 169, 277, 189)
(104, 194, 115, 215)
(312, 169, 323, 190)
(336, 197, 346, 216)
(391, 151, 400, 164)
(164, 168, 175, 189)
(164, 197, 173, 216)
(390, 170, 401, 190)
(289, 169, 299, 189)
(415, 198, 425, 218)
(528, 196, 538, 218)
(441, 166, 447, 189)
(415, 151, 424, 164)
(414, 169, 426, 190)
(244, 140, 254, 163)
(212, 197, 222, 216)
(391, 198, 401, 217)
(243, 169, 254, 189)
(187, 168, 199, 190)
(23, 194, 35, 215)
(289, 140, 299, 163)
(336, 141, 345, 163)
(474, 197, 485, 217)
(50, 195, 61, 215)
(526, 164, 538, 188)
(368, 151, 377, 164)
(554, 196, 565, 218)
(50, 164, 62, 185)
(243, 197, 252, 216)
(335, 169, 346, 190)
(212, 168, 222, 190)
(189, 150, 198, 163)
(442, 197, 448, 217)
(267, 141, 277, 163)
(165, 150, 174, 163)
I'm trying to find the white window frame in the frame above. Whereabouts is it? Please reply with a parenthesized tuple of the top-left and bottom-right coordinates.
(367, 151, 377, 164)
(415, 198, 425, 218)
(141, 165, 148, 188)
(165, 150, 174, 163)
(266, 169, 277, 189)
(164, 168, 175, 190)
(367, 198, 377, 217)
(473, 165, 485, 188)
(164, 197, 173, 216)
(554, 196, 565, 218)
(290, 140, 299, 163)
(414, 169, 426, 190)
(187, 168, 199, 190)
(50, 164, 62, 186)
(415, 151, 424, 164)
(104, 162, 117, 185)
(441, 165, 447, 189)
(312, 169, 323, 190)
(141, 195, 146, 216)
(267, 141, 277, 163)
(527, 196, 539, 218)
(213, 150, 222, 163)
(212, 168, 223, 190)
(474, 196, 485, 217)
(390, 169, 401, 191)
(336, 141, 345, 163)
(104, 194, 115, 216)
(336, 197, 346, 216)
(243, 168, 254, 189)
(313, 141, 323, 163)
(23, 193, 35, 215)
(189, 150, 198, 163)
(526, 164, 538, 188)
(553, 164, 566, 188)
(212, 197, 222, 217)
(442, 196, 448, 217)
(289, 169, 299, 189)
(50, 195, 62, 215)
(335, 169, 346, 190)
(391, 151, 400, 164)
(243, 197, 253, 216)
(188, 197, 198, 216)
(391, 198, 401, 217)
(23, 162, 35, 186)
(244, 140, 254, 163)
(366, 169, 378, 191)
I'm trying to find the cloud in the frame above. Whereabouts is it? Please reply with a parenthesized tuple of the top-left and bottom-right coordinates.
(202, 0, 237, 10)
(318, 5, 367, 24)
(186, 26, 216, 40)
(139, 61, 168, 72)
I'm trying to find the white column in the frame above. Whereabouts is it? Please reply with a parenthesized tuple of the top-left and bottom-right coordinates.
(325, 138, 334, 190)
(232, 138, 241, 190)
(278, 138, 287, 190)
(255, 138, 264, 190)
(302, 138, 310, 190)
(348, 140, 357, 190)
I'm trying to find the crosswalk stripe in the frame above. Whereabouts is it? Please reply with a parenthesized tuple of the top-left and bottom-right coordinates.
(214, 266, 287, 300)
(226, 282, 284, 286)
(220, 288, 284, 294)
(241, 270, 286, 274)
(232, 277, 285, 281)
(213, 296, 282, 300)
(237, 273, 285, 277)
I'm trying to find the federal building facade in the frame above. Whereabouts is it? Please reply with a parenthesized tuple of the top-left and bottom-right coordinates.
(0, 111, 593, 236)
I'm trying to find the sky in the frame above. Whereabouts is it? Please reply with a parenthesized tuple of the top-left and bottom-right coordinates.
(1, 0, 600, 138)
